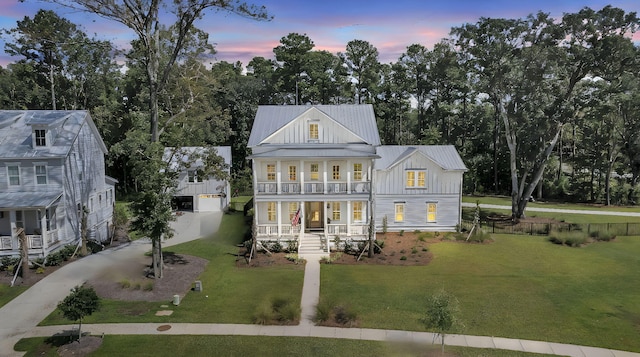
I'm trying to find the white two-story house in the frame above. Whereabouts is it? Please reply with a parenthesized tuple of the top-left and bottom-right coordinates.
(248, 105, 467, 255)
(0, 111, 115, 259)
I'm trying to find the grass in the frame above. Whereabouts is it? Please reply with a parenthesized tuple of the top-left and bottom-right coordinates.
(321, 235, 640, 352)
(0, 283, 28, 308)
(39, 212, 304, 325)
(463, 195, 640, 213)
(14, 335, 558, 357)
(463, 206, 640, 224)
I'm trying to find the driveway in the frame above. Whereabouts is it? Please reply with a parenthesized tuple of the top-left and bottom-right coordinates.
(0, 211, 222, 356)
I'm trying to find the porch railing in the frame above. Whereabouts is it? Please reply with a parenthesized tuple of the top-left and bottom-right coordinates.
(28, 235, 43, 249)
(256, 181, 366, 195)
(0, 236, 12, 250)
(257, 182, 277, 194)
(47, 229, 59, 245)
(327, 182, 347, 194)
(327, 224, 347, 235)
(256, 224, 301, 237)
(280, 183, 300, 194)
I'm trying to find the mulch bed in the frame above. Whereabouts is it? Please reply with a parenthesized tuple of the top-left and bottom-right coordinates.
(87, 252, 208, 302)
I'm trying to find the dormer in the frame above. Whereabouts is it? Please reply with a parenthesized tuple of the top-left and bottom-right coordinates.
(31, 125, 52, 148)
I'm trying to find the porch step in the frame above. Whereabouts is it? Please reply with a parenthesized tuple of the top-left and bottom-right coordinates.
(298, 234, 327, 255)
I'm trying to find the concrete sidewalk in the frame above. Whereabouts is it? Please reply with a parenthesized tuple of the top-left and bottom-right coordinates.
(24, 323, 640, 357)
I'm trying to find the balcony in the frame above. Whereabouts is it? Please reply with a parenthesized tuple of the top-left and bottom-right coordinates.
(256, 181, 370, 195)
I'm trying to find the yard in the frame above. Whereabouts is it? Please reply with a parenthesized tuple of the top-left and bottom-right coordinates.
(22, 200, 640, 355)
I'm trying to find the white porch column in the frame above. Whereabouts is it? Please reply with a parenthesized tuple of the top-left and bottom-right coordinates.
(346, 200, 351, 237)
(277, 200, 282, 237)
(323, 161, 328, 194)
(347, 159, 351, 194)
(9, 210, 18, 251)
(300, 201, 305, 233)
(299, 159, 305, 194)
(39, 209, 48, 253)
(252, 160, 258, 194)
(276, 161, 282, 194)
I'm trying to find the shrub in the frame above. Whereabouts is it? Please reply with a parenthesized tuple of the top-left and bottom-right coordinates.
(549, 230, 589, 247)
(400, 256, 407, 260)
(382, 215, 388, 235)
(334, 305, 358, 326)
(399, 230, 405, 236)
(253, 301, 275, 325)
(143, 282, 154, 291)
(1, 256, 20, 271)
(276, 301, 300, 323)
(314, 300, 332, 322)
(373, 240, 384, 254)
(133, 282, 142, 290)
(286, 240, 298, 252)
(589, 230, 616, 242)
(119, 280, 131, 289)
(45, 252, 64, 266)
(285, 253, 304, 264)
(411, 247, 418, 254)
(36, 267, 45, 274)
(414, 229, 421, 234)
(271, 241, 283, 253)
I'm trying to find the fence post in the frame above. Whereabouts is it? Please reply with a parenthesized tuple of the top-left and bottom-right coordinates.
(530, 223, 533, 235)
(627, 223, 629, 236)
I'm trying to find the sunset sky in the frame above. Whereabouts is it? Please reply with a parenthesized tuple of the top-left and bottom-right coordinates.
(1, 0, 639, 68)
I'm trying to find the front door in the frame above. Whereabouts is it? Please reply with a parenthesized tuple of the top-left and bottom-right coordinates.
(306, 202, 323, 230)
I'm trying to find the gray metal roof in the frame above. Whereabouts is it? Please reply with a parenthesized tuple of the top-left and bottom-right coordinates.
(249, 147, 380, 159)
(0, 110, 107, 159)
(0, 191, 63, 209)
(163, 146, 232, 170)
(376, 145, 467, 171)
(248, 105, 381, 146)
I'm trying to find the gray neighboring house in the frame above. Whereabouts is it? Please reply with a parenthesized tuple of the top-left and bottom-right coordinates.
(248, 105, 467, 254)
(164, 146, 231, 212)
(0, 110, 115, 259)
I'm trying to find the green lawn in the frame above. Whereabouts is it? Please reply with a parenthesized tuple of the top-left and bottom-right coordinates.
(14, 335, 557, 357)
(0, 283, 27, 308)
(40, 212, 304, 325)
(321, 235, 640, 352)
(463, 206, 640, 224)
(463, 195, 640, 213)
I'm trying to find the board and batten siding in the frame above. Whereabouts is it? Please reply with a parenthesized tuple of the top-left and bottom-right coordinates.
(266, 110, 364, 145)
(375, 194, 460, 231)
(375, 156, 462, 196)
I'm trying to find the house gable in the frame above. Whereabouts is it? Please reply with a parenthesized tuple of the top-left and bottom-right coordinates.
(260, 107, 366, 145)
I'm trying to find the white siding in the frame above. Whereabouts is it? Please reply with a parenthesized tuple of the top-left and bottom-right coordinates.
(266, 110, 364, 144)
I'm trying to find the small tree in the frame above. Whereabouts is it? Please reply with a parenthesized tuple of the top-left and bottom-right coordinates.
(423, 289, 460, 355)
(58, 285, 100, 341)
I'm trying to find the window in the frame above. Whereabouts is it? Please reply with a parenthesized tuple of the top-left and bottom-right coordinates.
(395, 203, 404, 222)
(332, 165, 340, 180)
(35, 165, 47, 185)
(288, 202, 299, 221)
(15, 211, 24, 228)
(7, 165, 20, 186)
(47, 208, 57, 230)
(310, 163, 319, 180)
(332, 202, 341, 221)
(267, 202, 276, 221)
(427, 203, 437, 222)
(353, 163, 362, 180)
(90, 198, 94, 213)
(309, 123, 319, 140)
(267, 164, 276, 181)
(35, 129, 46, 146)
(406, 170, 426, 188)
(353, 201, 363, 221)
(288, 165, 297, 181)
(188, 170, 198, 183)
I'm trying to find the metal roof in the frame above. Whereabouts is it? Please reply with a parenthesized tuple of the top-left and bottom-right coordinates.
(248, 105, 381, 146)
(0, 191, 63, 209)
(0, 110, 107, 159)
(376, 145, 467, 171)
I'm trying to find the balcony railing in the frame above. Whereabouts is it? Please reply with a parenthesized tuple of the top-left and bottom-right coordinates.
(256, 181, 370, 195)
(0, 236, 12, 250)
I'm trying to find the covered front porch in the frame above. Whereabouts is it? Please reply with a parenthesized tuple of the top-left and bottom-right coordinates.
(254, 199, 371, 249)
(0, 192, 63, 257)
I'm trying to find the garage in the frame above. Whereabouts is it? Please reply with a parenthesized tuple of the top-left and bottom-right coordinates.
(196, 194, 223, 212)
(172, 196, 194, 211)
